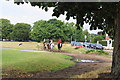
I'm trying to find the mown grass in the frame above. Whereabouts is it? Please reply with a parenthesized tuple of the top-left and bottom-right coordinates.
(1, 41, 43, 51)
(2, 41, 87, 54)
(0, 48, 2, 70)
(1, 41, 86, 73)
(2, 49, 74, 72)
(54, 44, 87, 54)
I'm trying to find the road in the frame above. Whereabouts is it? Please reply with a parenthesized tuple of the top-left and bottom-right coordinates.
(1, 47, 48, 52)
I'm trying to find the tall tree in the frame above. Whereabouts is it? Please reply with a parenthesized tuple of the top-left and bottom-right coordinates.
(0, 18, 13, 40)
(30, 19, 78, 42)
(30, 19, 64, 41)
(112, 2, 120, 76)
(14, 1, 120, 77)
(30, 20, 47, 41)
(11, 23, 31, 41)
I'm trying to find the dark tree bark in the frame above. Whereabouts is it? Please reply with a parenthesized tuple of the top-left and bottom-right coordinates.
(111, 2, 120, 77)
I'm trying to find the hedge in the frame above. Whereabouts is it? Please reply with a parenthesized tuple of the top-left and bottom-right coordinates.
(99, 40, 114, 47)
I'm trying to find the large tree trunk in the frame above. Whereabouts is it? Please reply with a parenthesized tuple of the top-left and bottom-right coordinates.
(111, 2, 120, 77)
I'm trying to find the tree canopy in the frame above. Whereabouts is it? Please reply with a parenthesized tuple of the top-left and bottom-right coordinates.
(91, 35, 104, 43)
(30, 19, 85, 42)
(1, 18, 86, 42)
(0, 18, 13, 40)
(11, 23, 31, 41)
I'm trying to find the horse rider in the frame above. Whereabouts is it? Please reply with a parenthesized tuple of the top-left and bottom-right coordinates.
(58, 39, 62, 50)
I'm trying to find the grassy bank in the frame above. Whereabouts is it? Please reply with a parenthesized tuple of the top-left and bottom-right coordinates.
(71, 66, 111, 78)
(83, 50, 109, 55)
(54, 44, 87, 54)
(2, 49, 74, 72)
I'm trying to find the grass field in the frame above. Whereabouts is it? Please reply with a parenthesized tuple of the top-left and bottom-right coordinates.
(1, 41, 86, 73)
(2, 41, 43, 50)
(2, 48, 74, 73)
(62, 44, 86, 54)
(53, 44, 87, 54)
(2, 41, 87, 54)
(2, 41, 112, 78)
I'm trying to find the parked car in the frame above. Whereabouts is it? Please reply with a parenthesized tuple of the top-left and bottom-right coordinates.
(74, 42, 84, 47)
(83, 42, 91, 47)
(89, 43, 96, 48)
(95, 44, 103, 50)
(71, 41, 76, 46)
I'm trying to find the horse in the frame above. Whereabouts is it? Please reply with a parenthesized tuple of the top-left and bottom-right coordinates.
(43, 40, 54, 50)
(50, 43, 54, 49)
(58, 43, 62, 50)
(47, 42, 51, 50)
(43, 42, 47, 49)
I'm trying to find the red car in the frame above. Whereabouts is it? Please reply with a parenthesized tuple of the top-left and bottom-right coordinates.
(74, 43, 84, 47)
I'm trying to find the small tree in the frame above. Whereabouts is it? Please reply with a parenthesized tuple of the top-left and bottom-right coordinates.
(91, 35, 104, 43)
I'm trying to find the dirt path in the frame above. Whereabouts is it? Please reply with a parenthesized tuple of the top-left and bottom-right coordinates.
(31, 52, 112, 78)
(3, 50, 112, 78)
(32, 63, 111, 78)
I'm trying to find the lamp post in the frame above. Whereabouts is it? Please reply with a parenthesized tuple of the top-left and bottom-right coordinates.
(84, 35, 87, 42)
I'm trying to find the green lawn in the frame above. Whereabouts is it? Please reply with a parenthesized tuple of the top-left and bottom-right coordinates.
(2, 49, 74, 73)
(2, 41, 86, 73)
(2, 41, 86, 54)
(54, 44, 87, 54)
(2, 41, 43, 50)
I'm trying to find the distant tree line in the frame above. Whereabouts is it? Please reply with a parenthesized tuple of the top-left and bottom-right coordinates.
(0, 19, 31, 41)
(0, 18, 105, 42)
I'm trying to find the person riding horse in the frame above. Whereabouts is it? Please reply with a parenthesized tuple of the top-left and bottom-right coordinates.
(43, 41, 47, 49)
(47, 40, 52, 50)
(49, 40, 54, 49)
(58, 40, 62, 50)
(43, 39, 54, 50)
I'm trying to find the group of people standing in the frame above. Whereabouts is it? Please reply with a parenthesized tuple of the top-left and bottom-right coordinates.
(43, 39, 62, 50)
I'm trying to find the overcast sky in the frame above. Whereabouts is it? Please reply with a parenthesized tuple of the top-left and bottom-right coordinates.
(0, 0, 102, 34)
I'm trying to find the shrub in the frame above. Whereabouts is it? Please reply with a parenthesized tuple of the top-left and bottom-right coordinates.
(82, 50, 94, 54)
(74, 47, 80, 49)
(100, 40, 114, 47)
(85, 50, 94, 54)
(83, 50, 109, 55)
(96, 50, 109, 55)
(99, 41, 107, 46)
